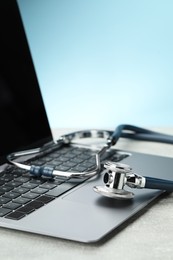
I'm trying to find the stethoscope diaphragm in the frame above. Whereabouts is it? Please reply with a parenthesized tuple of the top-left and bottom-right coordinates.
(93, 185, 134, 200)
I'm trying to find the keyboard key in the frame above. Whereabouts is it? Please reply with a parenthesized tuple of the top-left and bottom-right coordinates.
(80, 161, 95, 168)
(41, 162, 57, 168)
(5, 211, 25, 220)
(6, 181, 22, 188)
(31, 159, 45, 166)
(0, 197, 11, 205)
(3, 192, 20, 199)
(0, 185, 13, 193)
(17, 205, 35, 214)
(72, 158, 84, 164)
(29, 179, 46, 184)
(48, 153, 61, 159)
(26, 201, 44, 209)
(22, 182, 38, 189)
(39, 183, 57, 189)
(71, 166, 87, 172)
(36, 195, 54, 204)
(52, 179, 65, 185)
(22, 192, 40, 200)
(56, 148, 69, 154)
(0, 207, 12, 217)
(48, 160, 62, 166)
(40, 157, 53, 163)
(64, 153, 76, 159)
(32, 187, 48, 195)
(55, 165, 70, 171)
(0, 175, 13, 182)
(0, 181, 5, 186)
(3, 202, 21, 210)
(64, 161, 77, 168)
(11, 168, 27, 177)
(15, 176, 31, 183)
(14, 187, 29, 194)
(13, 197, 31, 205)
(87, 156, 96, 163)
(58, 156, 69, 162)
(71, 149, 82, 155)
(77, 154, 91, 160)
(46, 187, 64, 197)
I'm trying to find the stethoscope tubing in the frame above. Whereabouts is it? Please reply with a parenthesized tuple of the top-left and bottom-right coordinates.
(144, 176, 173, 192)
(111, 124, 173, 145)
(7, 124, 173, 192)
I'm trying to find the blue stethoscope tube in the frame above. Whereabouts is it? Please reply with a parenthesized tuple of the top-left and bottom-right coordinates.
(145, 176, 173, 192)
(111, 124, 173, 145)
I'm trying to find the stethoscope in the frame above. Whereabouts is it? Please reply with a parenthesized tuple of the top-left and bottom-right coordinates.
(7, 124, 173, 200)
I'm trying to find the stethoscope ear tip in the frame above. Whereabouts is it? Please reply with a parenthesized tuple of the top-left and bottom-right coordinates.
(93, 185, 134, 200)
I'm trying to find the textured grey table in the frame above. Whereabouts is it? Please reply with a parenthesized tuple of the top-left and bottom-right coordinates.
(1, 128, 173, 260)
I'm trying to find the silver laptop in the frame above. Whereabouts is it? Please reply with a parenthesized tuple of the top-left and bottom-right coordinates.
(0, 1, 172, 243)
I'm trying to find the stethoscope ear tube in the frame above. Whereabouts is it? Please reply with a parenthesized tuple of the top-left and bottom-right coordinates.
(111, 124, 173, 145)
(6, 124, 173, 189)
(145, 176, 173, 192)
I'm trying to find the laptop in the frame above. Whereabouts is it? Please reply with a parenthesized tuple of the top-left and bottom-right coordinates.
(0, 0, 172, 243)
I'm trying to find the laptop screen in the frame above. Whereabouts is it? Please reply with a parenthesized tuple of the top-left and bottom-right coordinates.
(17, 0, 173, 132)
(0, 2, 52, 163)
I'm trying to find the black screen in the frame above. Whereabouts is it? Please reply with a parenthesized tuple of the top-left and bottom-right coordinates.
(0, 1, 52, 162)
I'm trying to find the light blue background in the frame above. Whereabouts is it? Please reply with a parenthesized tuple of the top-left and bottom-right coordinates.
(18, 0, 173, 129)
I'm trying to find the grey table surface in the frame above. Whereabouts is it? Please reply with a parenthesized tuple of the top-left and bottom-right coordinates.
(1, 128, 173, 260)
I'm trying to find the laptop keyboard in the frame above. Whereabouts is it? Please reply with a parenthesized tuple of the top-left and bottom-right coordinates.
(0, 145, 129, 220)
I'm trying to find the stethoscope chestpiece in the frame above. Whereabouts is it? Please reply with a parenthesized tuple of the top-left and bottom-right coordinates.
(93, 161, 135, 200)
(94, 160, 173, 200)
